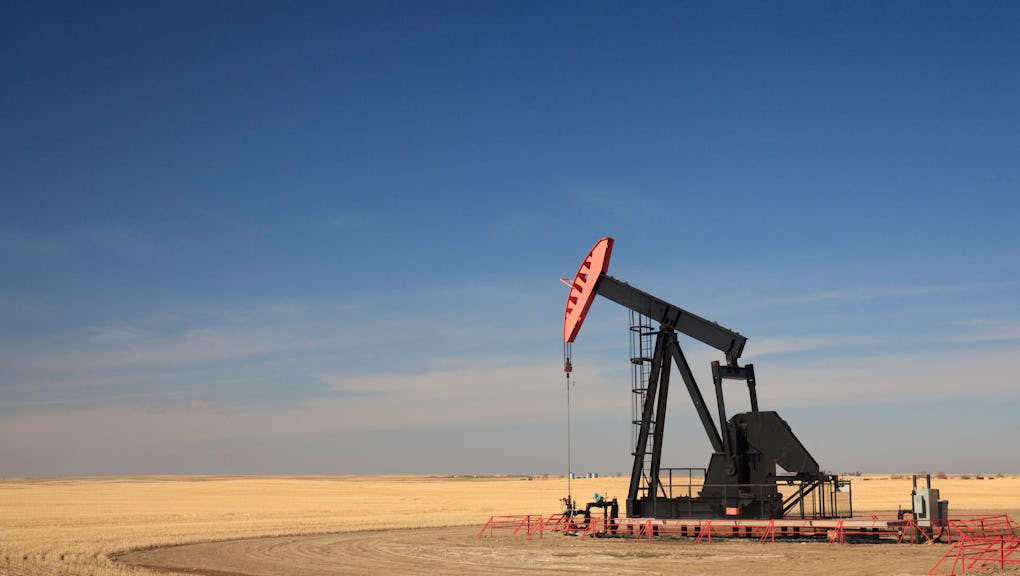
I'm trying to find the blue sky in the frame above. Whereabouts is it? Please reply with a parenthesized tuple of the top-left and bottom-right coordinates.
(1, 1, 1018, 477)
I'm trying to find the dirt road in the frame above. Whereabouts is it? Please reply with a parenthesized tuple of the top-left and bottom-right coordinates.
(116, 525, 948, 576)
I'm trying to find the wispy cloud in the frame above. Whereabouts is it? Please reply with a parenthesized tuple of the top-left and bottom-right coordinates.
(564, 185, 641, 217)
(319, 354, 619, 428)
(0, 300, 344, 409)
(751, 344, 1020, 407)
(0, 354, 595, 465)
(0, 287, 564, 414)
(739, 318, 1020, 360)
(742, 335, 855, 358)
(0, 224, 158, 261)
(316, 212, 372, 233)
(80, 224, 154, 255)
(3, 341, 1016, 475)
(0, 226, 68, 259)
(947, 319, 1020, 343)
(87, 325, 144, 343)
(44, 325, 308, 375)
(792, 281, 1018, 304)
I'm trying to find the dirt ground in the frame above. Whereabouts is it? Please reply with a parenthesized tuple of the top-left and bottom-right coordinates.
(116, 525, 951, 576)
(5, 475, 1017, 576)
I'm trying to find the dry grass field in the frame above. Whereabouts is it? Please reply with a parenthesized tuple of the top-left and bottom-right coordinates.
(1, 474, 1018, 576)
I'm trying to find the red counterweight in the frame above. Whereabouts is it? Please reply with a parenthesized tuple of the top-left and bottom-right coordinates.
(563, 237, 614, 344)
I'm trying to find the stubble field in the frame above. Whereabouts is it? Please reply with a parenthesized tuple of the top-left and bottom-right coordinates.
(1, 474, 1018, 576)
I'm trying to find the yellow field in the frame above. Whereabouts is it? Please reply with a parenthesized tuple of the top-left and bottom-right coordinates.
(1, 474, 1017, 576)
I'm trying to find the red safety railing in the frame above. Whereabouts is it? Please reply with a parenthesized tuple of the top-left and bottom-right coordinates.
(542, 513, 570, 533)
(947, 514, 1019, 542)
(479, 513, 1018, 551)
(481, 515, 932, 544)
(929, 535, 1020, 575)
(476, 515, 554, 539)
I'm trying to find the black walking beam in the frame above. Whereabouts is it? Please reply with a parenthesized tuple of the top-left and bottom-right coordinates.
(596, 275, 747, 366)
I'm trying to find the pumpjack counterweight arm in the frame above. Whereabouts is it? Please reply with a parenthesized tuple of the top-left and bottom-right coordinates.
(596, 275, 748, 365)
(731, 411, 821, 476)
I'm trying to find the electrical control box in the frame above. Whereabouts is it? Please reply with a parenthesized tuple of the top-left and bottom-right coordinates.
(913, 487, 938, 526)
(913, 486, 948, 527)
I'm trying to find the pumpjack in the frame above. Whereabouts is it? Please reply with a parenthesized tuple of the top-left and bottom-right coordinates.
(563, 238, 848, 520)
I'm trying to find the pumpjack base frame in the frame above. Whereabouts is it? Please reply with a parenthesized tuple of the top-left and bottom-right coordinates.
(627, 475, 851, 520)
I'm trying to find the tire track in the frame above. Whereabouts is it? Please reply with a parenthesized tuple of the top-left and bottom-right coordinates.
(115, 526, 944, 576)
